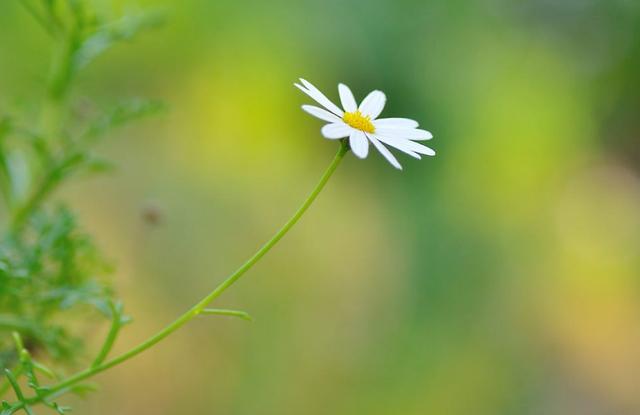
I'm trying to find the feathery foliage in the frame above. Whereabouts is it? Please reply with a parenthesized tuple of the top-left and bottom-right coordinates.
(1, 0, 161, 412)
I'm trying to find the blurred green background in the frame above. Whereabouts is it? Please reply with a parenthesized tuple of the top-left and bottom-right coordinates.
(2, 0, 640, 414)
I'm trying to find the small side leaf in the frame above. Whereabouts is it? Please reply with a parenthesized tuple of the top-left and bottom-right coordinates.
(81, 99, 166, 142)
(68, 382, 99, 398)
(73, 10, 165, 71)
(200, 309, 253, 322)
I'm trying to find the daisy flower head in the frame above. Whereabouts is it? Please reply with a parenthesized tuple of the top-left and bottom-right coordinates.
(295, 78, 435, 170)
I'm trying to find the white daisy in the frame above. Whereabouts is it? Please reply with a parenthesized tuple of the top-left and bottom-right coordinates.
(295, 78, 435, 170)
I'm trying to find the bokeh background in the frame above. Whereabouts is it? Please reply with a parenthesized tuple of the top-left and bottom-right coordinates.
(2, 0, 640, 414)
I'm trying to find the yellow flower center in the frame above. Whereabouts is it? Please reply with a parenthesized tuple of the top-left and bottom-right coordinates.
(343, 111, 375, 133)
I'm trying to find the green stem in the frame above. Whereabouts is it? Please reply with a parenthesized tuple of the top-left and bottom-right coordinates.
(9, 17, 78, 233)
(22, 141, 349, 407)
(5, 369, 34, 415)
(91, 302, 122, 368)
(0, 367, 22, 398)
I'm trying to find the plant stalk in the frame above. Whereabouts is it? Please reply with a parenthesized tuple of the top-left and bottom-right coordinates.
(20, 141, 349, 407)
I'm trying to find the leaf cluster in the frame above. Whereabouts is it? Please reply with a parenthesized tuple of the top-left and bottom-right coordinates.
(1, 0, 162, 412)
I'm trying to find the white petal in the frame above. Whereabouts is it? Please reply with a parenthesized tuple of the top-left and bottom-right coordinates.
(321, 122, 351, 139)
(375, 127, 433, 141)
(374, 135, 435, 157)
(302, 105, 342, 123)
(296, 79, 344, 117)
(377, 138, 421, 159)
(373, 118, 419, 129)
(349, 130, 369, 159)
(367, 134, 402, 170)
(359, 90, 386, 119)
(338, 83, 357, 112)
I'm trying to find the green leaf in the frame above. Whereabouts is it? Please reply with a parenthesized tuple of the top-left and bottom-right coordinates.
(200, 309, 254, 322)
(73, 10, 164, 71)
(68, 382, 99, 398)
(82, 99, 166, 141)
(83, 156, 116, 174)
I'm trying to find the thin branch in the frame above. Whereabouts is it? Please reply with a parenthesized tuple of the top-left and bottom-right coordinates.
(4, 369, 34, 415)
(0, 367, 22, 398)
(91, 301, 125, 368)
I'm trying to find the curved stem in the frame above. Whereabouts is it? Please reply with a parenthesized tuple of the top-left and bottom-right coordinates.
(91, 301, 124, 368)
(24, 141, 349, 405)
